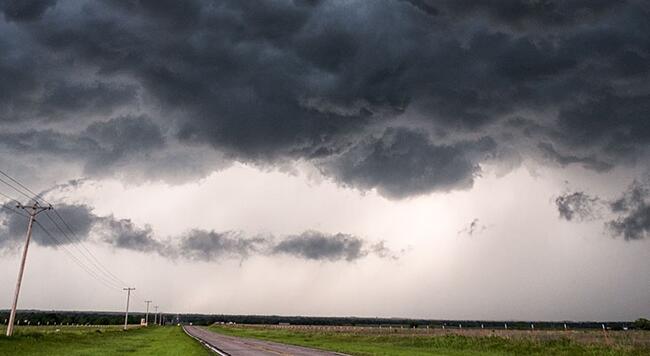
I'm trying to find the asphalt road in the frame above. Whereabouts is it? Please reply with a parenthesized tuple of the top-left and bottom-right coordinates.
(183, 325, 347, 356)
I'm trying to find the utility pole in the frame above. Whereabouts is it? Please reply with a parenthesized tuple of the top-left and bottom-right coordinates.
(123, 288, 135, 330)
(154, 305, 159, 325)
(6, 202, 52, 337)
(144, 300, 152, 326)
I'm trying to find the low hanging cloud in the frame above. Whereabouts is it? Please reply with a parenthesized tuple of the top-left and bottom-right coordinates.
(555, 191, 601, 222)
(94, 215, 168, 254)
(606, 181, 650, 241)
(0, 201, 394, 262)
(178, 230, 265, 261)
(556, 181, 650, 240)
(538, 142, 612, 173)
(458, 218, 487, 236)
(0, 202, 95, 248)
(272, 231, 365, 261)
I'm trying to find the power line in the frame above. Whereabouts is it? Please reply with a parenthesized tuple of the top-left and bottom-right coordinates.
(0, 203, 30, 219)
(34, 220, 122, 290)
(0, 169, 45, 203)
(1, 187, 124, 290)
(0, 170, 129, 288)
(0, 176, 36, 203)
(33, 220, 123, 292)
(0, 190, 22, 204)
(51, 209, 128, 286)
(6, 203, 51, 336)
(0, 171, 150, 322)
(0, 190, 30, 218)
(43, 211, 128, 287)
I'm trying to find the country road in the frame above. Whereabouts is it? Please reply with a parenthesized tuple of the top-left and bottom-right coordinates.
(183, 325, 348, 356)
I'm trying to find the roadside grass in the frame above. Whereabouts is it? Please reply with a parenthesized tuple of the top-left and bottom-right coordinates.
(0, 325, 210, 355)
(208, 325, 650, 356)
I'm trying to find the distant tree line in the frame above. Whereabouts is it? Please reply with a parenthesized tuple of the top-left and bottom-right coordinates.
(0, 311, 145, 326)
(634, 318, 650, 330)
(0, 310, 644, 330)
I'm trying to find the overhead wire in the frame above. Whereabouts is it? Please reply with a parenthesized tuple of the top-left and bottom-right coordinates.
(0, 168, 129, 287)
(0, 170, 131, 291)
(0, 169, 44, 202)
(0, 176, 36, 203)
(43, 211, 129, 287)
(0, 203, 29, 219)
(0, 190, 29, 218)
(33, 220, 122, 293)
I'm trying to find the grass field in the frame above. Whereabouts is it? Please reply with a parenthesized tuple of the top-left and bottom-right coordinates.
(208, 324, 650, 356)
(0, 325, 209, 355)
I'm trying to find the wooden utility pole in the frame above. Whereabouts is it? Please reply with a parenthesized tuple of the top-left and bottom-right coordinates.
(123, 287, 135, 330)
(6, 203, 51, 337)
(144, 300, 152, 326)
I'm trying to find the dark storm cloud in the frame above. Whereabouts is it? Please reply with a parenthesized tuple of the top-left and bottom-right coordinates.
(323, 127, 496, 198)
(555, 192, 601, 222)
(538, 143, 612, 172)
(178, 230, 263, 261)
(0, 0, 56, 22)
(400, 0, 439, 17)
(0, 202, 94, 248)
(177, 229, 394, 262)
(0, 198, 391, 261)
(607, 181, 650, 240)
(94, 216, 166, 253)
(0, 115, 165, 174)
(1, 0, 649, 197)
(272, 231, 365, 261)
(557, 181, 649, 240)
(442, 0, 625, 29)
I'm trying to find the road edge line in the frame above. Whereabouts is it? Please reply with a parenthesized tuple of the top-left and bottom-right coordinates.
(182, 325, 230, 356)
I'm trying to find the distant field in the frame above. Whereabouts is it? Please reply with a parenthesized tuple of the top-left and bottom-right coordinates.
(208, 324, 650, 356)
(0, 325, 209, 355)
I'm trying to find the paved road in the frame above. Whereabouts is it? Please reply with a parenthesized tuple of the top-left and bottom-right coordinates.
(183, 325, 347, 356)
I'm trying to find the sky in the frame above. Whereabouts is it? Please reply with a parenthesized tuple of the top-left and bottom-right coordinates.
(0, 0, 648, 321)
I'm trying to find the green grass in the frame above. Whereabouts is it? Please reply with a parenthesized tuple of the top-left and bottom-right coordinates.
(207, 325, 650, 356)
(0, 325, 210, 355)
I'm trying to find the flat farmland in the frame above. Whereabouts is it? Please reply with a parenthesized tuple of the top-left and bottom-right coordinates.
(0, 325, 210, 355)
(208, 324, 650, 356)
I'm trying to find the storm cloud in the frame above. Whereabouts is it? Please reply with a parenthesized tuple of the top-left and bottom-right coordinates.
(555, 191, 601, 222)
(323, 128, 496, 198)
(0, 0, 648, 198)
(178, 230, 264, 261)
(607, 181, 650, 241)
(458, 218, 487, 236)
(556, 181, 650, 240)
(0, 202, 94, 248)
(0, 200, 389, 262)
(272, 231, 366, 261)
(0, 115, 164, 175)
